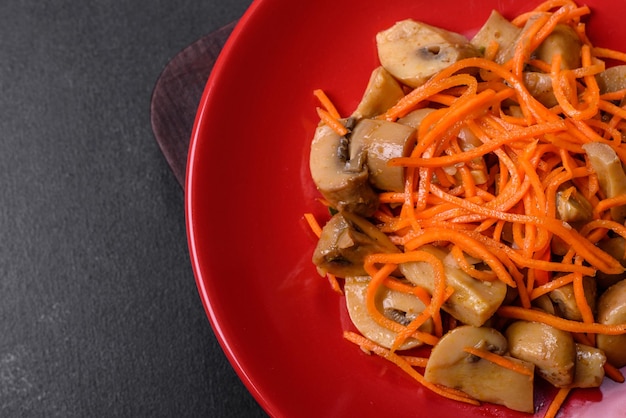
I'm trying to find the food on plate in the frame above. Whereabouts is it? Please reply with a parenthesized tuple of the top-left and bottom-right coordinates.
(305, 0, 626, 416)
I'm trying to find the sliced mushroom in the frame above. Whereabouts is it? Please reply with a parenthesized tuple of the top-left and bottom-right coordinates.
(596, 65, 626, 95)
(424, 326, 534, 413)
(349, 119, 416, 192)
(352, 66, 406, 120)
(397, 107, 436, 129)
(532, 294, 557, 315)
(555, 182, 593, 223)
(505, 320, 576, 388)
(582, 141, 626, 223)
(534, 24, 582, 70)
(309, 124, 379, 216)
(523, 71, 558, 108)
(495, 13, 548, 65)
(399, 245, 507, 327)
(596, 279, 626, 368)
(470, 10, 521, 64)
(344, 276, 432, 350)
(597, 237, 626, 289)
(569, 343, 606, 389)
(376, 19, 479, 88)
(548, 277, 596, 321)
(312, 211, 399, 277)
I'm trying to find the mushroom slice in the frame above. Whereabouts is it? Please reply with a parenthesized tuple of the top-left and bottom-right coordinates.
(350, 119, 416, 192)
(596, 65, 626, 95)
(548, 277, 596, 321)
(352, 67, 406, 120)
(397, 107, 436, 129)
(470, 10, 521, 64)
(505, 321, 576, 388)
(523, 72, 558, 108)
(534, 24, 582, 70)
(309, 124, 378, 216)
(597, 237, 626, 289)
(532, 294, 557, 315)
(376, 19, 479, 88)
(495, 13, 548, 64)
(312, 211, 398, 277)
(569, 343, 606, 389)
(596, 279, 626, 368)
(582, 141, 626, 223)
(399, 245, 507, 327)
(555, 182, 593, 223)
(344, 276, 432, 350)
(425, 326, 534, 413)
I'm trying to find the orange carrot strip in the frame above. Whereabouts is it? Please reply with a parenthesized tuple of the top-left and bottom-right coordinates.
(313, 89, 341, 119)
(484, 39, 500, 61)
(316, 107, 348, 136)
(498, 306, 626, 335)
(543, 387, 571, 418)
(324, 273, 342, 295)
(303, 213, 322, 238)
(530, 273, 576, 300)
(366, 251, 448, 338)
(382, 73, 478, 121)
(592, 46, 626, 63)
(463, 346, 534, 377)
(391, 309, 435, 352)
(551, 52, 599, 120)
(383, 278, 432, 306)
(412, 89, 498, 157)
(402, 356, 429, 369)
(594, 195, 626, 217)
(403, 227, 516, 287)
(450, 245, 497, 281)
(603, 362, 626, 383)
(363, 260, 440, 347)
(390, 120, 566, 168)
(511, 12, 551, 78)
(600, 88, 626, 101)
(573, 270, 595, 324)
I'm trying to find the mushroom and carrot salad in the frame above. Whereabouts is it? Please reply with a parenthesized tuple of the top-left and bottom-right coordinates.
(304, 0, 626, 416)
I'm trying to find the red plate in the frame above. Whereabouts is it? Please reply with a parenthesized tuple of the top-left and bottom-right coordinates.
(186, 1, 626, 416)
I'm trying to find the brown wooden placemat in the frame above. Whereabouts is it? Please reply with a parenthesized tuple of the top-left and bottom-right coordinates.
(150, 21, 237, 188)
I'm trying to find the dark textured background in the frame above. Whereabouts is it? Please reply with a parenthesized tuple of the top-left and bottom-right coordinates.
(0, 1, 267, 416)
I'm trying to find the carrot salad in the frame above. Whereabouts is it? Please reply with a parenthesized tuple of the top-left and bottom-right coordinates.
(306, 1, 626, 416)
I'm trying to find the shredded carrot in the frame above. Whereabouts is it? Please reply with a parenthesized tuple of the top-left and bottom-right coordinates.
(544, 388, 571, 418)
(463, 346, 534, 377)
(313, 89, 342, 119)
(594, 195, 626, 216)
(572, 270, 595, 324)
(303, 213, 323, 238)
(483, 40, 500, 62)
(325, 273, 343, 295)
(498, 306, 626, 335)
(530, 273, 576, 300)
(316, 107, 348, 136)
(592, 46, 626, 63)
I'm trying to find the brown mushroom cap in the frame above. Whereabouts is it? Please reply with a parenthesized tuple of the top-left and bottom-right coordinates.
(425, 326, 535, 413)
(505, 320, 576, 388)
(312, 211, 398, 277)
(309, 124, 379, 216)
(349, 119, 416, 192)
(596, 279, 626, 368)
